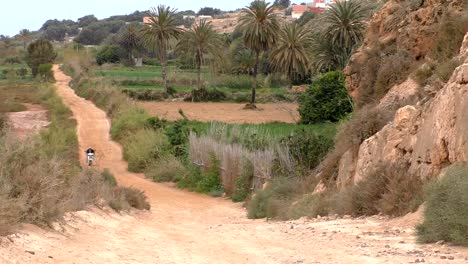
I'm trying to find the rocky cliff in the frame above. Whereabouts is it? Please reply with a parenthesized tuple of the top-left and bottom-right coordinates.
(332, 0, 468, 188)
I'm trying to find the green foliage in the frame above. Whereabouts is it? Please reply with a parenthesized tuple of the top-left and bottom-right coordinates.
(188, 88, 227, 102)
(37, 63, 54, 82)
(247, 177, 298, 219)
(270, 23, 313, 85)
(282, 129, 334, 170)
(96, 45, 121, 65)
(165, 119, 190, 157)
(146, 155, 187, 182)
(110, 107, 151, 140)
(196, 155, 224, 196)
(232, 160, 254, 202)
(101, 168, 118, 187)
(299, 71, 352, 124)
(26, 39, 57, 77)
(297, 11, 317, 26)
(197, 7, 222, 16)
(123, 129, 169, 172)
(417, 164, 468, 246)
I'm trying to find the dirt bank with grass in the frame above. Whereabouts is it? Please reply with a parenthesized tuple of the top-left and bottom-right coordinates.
(138, 101, 299, 124)
(2, 66, 467, 263)
(7, 103, 50, 139)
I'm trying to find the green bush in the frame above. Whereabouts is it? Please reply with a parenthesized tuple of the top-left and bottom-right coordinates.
(177, 165, 204, 190)
(96, 45, 121, 65)
(110, 107, 151, 140)
(38, 63, 54, 82)
(26, 39, 57, 77)
(196, 156, 224, 196)
(123, 129, 169, 172)
(288, 194, 329, 219)
(417, 164, 468, 246)
(186, 88, 227, 102)
(102, 168, 117, 187)
(232, 159, 253, 202)
(282, 129, 334, 170)
(299, 71, 352, 124)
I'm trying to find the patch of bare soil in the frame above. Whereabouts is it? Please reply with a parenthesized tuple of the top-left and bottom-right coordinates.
(1, 66, 467, 264)
(138, 101, 300, 124)
(6, 103, 50, 139)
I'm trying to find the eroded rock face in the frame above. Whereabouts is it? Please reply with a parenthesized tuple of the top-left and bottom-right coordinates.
(337, 33, 468, 188)
(344, 0, 465, 102)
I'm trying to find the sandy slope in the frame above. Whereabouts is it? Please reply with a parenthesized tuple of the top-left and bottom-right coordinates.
(1, 66, 467, 264)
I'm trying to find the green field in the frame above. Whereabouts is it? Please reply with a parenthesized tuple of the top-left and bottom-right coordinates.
(93, 65, 291, 100)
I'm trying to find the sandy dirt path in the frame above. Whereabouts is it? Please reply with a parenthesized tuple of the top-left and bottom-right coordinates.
(138, 101, 300, 124)
(1, 66, 467, 264)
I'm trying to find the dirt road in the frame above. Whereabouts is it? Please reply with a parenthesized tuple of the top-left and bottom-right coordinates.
(138, 101, 299, 124)
(1, 66, 467, 264)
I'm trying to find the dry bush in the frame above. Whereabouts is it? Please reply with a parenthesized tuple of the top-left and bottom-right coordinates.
(145, 155, 187, 182)
(374, 50, 413, 100)
(110, 187, 151, 211)
(435, 57, 462, 82)
(342, 162, 423, 216)
(412, 62, 436, 87)
(288, 193, 330, 219)
(319, 105, 394, 184)
(417, 164, 468, 246)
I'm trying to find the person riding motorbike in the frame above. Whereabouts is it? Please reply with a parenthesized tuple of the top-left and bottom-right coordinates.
(85, 147, 95, 166)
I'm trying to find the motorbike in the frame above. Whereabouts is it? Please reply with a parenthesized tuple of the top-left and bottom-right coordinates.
(87, 152, 95, 166)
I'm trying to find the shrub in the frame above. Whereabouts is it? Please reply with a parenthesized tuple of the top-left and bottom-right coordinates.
(110, 107, 152, 140)
(102, 168, 118, 186)
(177, 164, 204, 190)
(145, 155, 187, 182)
(16, 68, 28, 79)
(165, 119, 190, 158)
(187, 88, 227, 102)
(412, 63, 435, 87)
(26, 39, 57, 77)
(348, 163, 423, 216)
(435, 58, 462, 82)
(196, 155, 224, 196)
(288, 194, 329, 219)
(123, 129, 169, 172)
(38, 63, 54, 82)
(96, 45, 121, 65)
(247, 177, 298, 219)
(232, 159, 253, 202)
(282, 129, 334, 170)
(417, 164, 468, 246)
(373, 51, 412, 98)
(299, 71, 352, 124)
(110, 187, 151, 211)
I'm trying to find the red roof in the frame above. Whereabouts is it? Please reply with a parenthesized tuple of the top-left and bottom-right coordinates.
(292, 5, 308, 12)
(292, 5, 325, 14)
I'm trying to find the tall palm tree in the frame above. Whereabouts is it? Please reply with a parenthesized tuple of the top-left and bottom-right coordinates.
(19, 29, 31, 50)
(237, 0, 279, 107)
(270, 22, 313, 87)
(310, 34, 351, 73)
(176, 20, 222, 99)
(141, 5, 183, 93)
(321, 0, 368, 51)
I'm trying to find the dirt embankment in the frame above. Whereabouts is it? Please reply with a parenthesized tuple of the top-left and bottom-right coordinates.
(7, 103, 50, 138)
(1, 66, 467, 264)
(138, 101, 300, 124)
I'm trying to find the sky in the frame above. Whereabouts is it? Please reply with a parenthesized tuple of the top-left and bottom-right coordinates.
(0, 0, 257, 36)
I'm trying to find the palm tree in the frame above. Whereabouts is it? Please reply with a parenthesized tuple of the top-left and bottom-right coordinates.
(118, 23, 143, 65)
(270, 23, 313, 87)
(237, 0, 279, 107)
(141, 5, 183, 93)
(176, 20, 222, 99)
(19, 29, 31, 50)
(310, 34, 351, 73)
(321, 0, 368, 52)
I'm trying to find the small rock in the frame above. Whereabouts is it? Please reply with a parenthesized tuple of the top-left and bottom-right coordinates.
(447, 256, 454, 260)
(356, 235, 361, 239)
(399, 241, 405, 244)
(48, 256, 53, 259)
(385, 245, 391, 248)
(440, 256, 447, 259)
(436, 240, 445, 245)
(415, 258, 425, 263)
(25, 250, 35, 255)
(290, 225, 294, 229)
